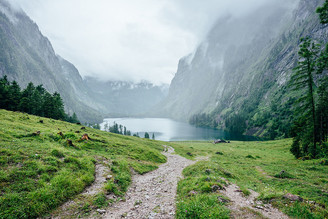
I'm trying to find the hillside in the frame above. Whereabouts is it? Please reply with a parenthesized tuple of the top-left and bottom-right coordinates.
(1, 109, 327, 218)
(155, 0, 328, 138)
(0, 109, 166, 218)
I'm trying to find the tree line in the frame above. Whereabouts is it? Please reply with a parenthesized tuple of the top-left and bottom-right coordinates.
(289, 1, 328, 159)
(0, 75, 79, 123)
(103, 122, 132, 136)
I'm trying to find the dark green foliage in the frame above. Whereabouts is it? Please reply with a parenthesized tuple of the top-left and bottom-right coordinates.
(316, 0, 328, 24)
(274, 170, 295, 179)
(144, 132, 150, 139)
(288, 38, 328, 158)
(189, 113, 218, 129)
(93, 193, 107, 208)
(225, 113, 247, 134)
(51, 149, 65, 158)
(0, 76, 79, 123)
(103, 122, 131, 136)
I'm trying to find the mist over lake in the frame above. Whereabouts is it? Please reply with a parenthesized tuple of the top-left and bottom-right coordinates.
(100, 118, 258, 141)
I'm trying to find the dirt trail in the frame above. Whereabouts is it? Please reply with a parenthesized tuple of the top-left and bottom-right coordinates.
(221, 184, 289, 219)
(99, 146, 196, 219)
(50, 162, 110, 219)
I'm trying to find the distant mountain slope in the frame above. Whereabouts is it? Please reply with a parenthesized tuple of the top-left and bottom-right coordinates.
(85, 77, 169, 116)
(0, 0, 102, 123)
(156, 0, 328, 138)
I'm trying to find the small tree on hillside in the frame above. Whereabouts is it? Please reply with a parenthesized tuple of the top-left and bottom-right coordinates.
(144, 132, 150, 139)
(316, 0, 328, 24)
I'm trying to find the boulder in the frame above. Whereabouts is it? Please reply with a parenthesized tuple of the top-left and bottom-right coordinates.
(283, 193, 303, 202)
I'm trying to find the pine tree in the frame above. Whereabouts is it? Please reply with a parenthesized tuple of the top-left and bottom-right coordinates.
(7, 81, 21, 111)
(19, 82, 35, 114)
(289, 38, 321, 157)
(152, 133, 155, 140)
(0, 76, 9, 108)
(316, 0, 328, 24)
(52, 92, 66, 120)
(144, 132, 150, 139)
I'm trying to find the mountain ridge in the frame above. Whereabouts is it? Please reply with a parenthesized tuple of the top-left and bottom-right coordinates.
(154, 0, 328, 139)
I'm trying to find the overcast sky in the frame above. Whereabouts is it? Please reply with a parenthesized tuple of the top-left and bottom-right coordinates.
(11, 0, 272, 85)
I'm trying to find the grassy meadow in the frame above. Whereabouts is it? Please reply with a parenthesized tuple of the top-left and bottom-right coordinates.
(172, 140, 328, 219)
(1, 109, 327, 218)
(0, 109, 167, 218)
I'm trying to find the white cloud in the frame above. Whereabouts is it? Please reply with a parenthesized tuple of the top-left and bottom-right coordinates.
(10, 0, 284, 85)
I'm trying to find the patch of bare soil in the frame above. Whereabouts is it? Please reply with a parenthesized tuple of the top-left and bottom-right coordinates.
(221, 184, 289, 219)
(97, 146, 197, 219)
(255, 166, 273, 179)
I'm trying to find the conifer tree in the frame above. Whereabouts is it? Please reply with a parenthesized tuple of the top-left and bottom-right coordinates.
(316, 0, 328, 24)
(7, 81, 21, 111)
(289, 38, 321, 157)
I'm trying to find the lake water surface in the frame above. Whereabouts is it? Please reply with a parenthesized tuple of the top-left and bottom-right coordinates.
(100, 118, 259, 142)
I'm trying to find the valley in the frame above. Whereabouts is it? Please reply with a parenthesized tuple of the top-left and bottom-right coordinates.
(0, 0, 328, 218)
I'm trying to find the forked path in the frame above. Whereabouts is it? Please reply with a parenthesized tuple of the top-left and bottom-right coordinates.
(100, 146, 196, 219)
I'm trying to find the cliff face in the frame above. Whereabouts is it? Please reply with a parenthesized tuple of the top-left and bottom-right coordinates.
(157, 0, 328, 137)
(0, 0, 103, 123)
(0, 1, 169, 122)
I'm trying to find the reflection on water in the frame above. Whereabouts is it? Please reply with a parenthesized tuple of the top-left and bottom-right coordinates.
(100, 118, 259, 142)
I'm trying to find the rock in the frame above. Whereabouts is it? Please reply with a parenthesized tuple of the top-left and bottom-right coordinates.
(255, 205, 264, 210)
(145, 195, 150, 199)
(218, 197, 230, 203)
(81, 126, 86, 130)
(67, 139, 74, 147)
(32, 131, 41, 136)
(214, 139, 227, 144)
(81, 133, 89, 140)
(97, 209, 106, 214)
(211, 185, 220, 192)
(106, 175, 113, 180)
(283, 193, 303, 202)
(205, 169, 211, 174)
(186, 152, 193, 156)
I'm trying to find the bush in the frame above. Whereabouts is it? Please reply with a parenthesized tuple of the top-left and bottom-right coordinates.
(51, 149, 64, 158)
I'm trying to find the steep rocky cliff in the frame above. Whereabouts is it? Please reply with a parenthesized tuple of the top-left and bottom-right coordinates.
(156, 0, 328, 138)
(0, 0, 103, 123)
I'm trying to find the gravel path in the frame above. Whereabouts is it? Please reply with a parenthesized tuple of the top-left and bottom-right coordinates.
(100, 146, 196, 219)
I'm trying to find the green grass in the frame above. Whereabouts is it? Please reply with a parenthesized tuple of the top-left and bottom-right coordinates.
(172, 140, 328, 218)
(0, 109, 167, 218)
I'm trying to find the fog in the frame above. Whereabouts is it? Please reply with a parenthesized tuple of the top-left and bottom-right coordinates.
(11, 0, 284, 85)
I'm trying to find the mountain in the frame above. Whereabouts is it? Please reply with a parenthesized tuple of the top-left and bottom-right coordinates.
(85, 77, 169, 116)
(0, 0, 102, 123)
(0, 0, 168, 122)
(155, 0, 328, 139)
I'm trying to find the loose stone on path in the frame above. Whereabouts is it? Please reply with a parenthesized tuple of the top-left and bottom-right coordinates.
(99, 146, 196, 219)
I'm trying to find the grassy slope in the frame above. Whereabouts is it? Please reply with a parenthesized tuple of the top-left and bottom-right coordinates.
(172, 140, 328, 218)
(0, 109, 167, 218)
